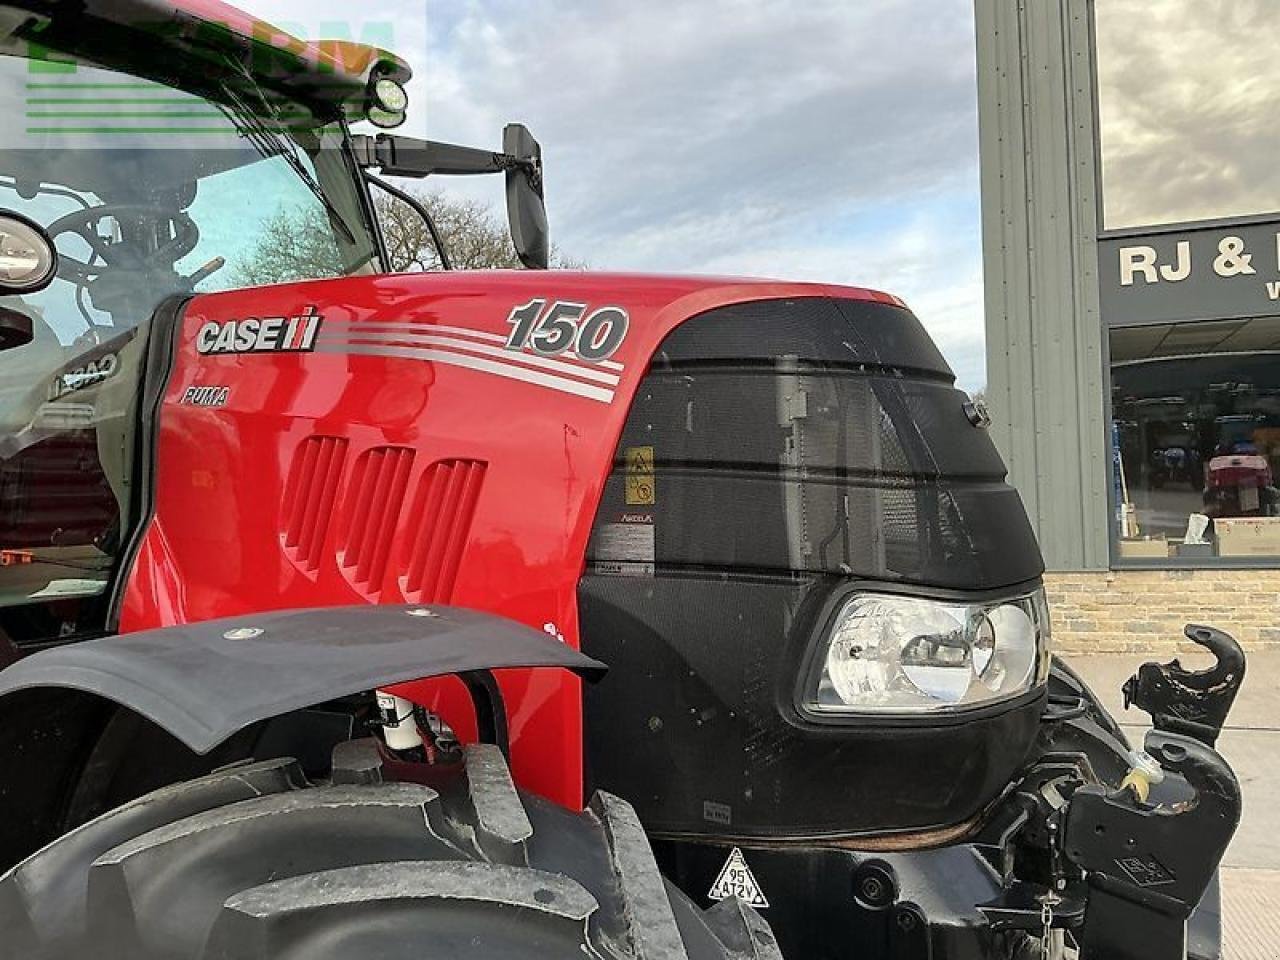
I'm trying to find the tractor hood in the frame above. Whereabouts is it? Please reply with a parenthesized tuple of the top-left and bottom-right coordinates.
(112, 268, 1040, 626)
(102, 271, 1042, 814)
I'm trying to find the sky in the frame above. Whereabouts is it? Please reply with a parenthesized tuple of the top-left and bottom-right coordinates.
(1095, 0, 1280, 231)
(240, 0, 988, 390)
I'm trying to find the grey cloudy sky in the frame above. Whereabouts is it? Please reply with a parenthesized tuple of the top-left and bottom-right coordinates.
(248, 0, 987, 389)
(1096, 0, 1280, 231)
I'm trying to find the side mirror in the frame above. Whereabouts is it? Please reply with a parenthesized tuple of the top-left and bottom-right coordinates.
(503, 124, 549, 270)
(0, 211, 56, 297)
(353, 125, 551, 271)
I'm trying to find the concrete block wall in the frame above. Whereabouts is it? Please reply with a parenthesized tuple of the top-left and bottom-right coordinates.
(1045, 570, 1280, 654)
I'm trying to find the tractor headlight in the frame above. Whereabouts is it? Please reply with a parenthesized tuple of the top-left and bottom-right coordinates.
(802, 589, 1051, 716)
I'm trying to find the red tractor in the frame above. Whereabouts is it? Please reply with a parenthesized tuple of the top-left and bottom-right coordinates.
(0, 4, 1247, 959)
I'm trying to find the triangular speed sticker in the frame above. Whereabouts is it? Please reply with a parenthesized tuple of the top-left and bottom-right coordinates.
(707, 846, 768, 908)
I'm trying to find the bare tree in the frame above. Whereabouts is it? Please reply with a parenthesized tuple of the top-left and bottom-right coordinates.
(374, 187, 584, 272)
(231, 188, 581, 287)
(231, 206, 345, 287)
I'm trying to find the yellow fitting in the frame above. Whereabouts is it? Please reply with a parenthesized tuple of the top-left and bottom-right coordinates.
(1120, 749, 1165, 804)
(1120, 768, 1152, 803)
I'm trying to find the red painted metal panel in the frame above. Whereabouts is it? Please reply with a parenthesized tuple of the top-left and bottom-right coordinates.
(282, 435, 348, 574)
(339, 445, 416, 596)
(402, 459, 488, 604)
(117, 271, 896, 807)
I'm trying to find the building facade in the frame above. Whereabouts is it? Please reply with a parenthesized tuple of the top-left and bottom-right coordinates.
(977, 0, 1280, 651)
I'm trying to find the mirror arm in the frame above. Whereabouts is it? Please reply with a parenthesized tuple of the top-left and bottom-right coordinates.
(352, 133, 530, 181)
(351, 125, 548, 272)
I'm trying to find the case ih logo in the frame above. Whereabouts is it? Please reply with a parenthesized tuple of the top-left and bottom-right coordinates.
(196, 309, 323, 355)
(48, 352, 119, 400)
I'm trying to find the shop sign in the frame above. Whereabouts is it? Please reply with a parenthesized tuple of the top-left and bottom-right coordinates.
(1099, 219, 1280, 326)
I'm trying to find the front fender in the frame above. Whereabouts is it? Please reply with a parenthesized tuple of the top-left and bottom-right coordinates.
(0, 605, 605, 755)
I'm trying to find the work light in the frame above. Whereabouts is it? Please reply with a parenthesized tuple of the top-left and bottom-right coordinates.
(803, 589, 1051, 715)
(367, 77, 409, 129)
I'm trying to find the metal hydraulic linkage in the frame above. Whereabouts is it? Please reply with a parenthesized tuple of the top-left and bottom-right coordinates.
(1063, 731, 1241, 960)
(1122, 624, 1246, 748)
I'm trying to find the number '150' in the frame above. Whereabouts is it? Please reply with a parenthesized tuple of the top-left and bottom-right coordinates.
(505, 299, 630, 363)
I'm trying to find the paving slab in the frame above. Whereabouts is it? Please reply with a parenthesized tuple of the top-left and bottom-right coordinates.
(1222, 868, 1280, 960)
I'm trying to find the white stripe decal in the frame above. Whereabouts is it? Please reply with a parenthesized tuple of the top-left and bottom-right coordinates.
(336, 322, 509, 346)
(330, 321, 625, 372)
(319, 331, 621, 386)
(311, 343, 615, 403)
(565, 351, 625, 372)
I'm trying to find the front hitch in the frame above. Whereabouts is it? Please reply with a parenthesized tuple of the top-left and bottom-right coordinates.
(1063, 731, 1242, 960)
(1122, 624, 1245, 747)
(980, 626, 1246, 959)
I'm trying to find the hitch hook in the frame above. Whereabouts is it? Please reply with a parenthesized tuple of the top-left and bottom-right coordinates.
(1122, 624, 1245, 747)
(1064, 730, 1241, 960)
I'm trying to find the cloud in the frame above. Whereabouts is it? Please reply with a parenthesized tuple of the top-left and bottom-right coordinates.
(240, 0, 987, 387)
(1096, 0, 1280, 229)
(686, 194, 987, 389)
(421, 0, 985, 385)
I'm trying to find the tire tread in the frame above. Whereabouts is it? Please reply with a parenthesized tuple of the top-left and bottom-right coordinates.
(5, 747, 779, 960)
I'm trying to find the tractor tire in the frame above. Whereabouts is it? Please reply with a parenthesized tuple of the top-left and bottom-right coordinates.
(0, 742, 779, 960)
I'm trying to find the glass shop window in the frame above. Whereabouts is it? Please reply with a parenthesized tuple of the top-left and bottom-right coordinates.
(1110, 318, 1280, 562)
(1094, 0, 1280, 230)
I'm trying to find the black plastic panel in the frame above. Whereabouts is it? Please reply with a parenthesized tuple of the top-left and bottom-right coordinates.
(586, 297, 1042, 589)
(579, 297, 1046, 837)
(581, 573, 1043, 837)
(591, 470, 1038, 589)
(653, 296, 952, 375)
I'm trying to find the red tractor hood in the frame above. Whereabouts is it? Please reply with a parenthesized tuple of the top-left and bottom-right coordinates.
(122, 271, 915, 626)
(114, 270, 917, 805)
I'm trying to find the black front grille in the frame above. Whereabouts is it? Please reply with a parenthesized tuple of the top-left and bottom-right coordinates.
(579, 296, 1045, 837)
(585, 296, 1041, 589)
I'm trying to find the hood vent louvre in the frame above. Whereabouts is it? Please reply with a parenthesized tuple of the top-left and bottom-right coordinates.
(401, 459, 488, 603)
(282, 435, 349, 573)
(339, 445, 416, 594)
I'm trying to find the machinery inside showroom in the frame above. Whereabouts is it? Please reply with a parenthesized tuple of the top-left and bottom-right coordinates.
(981, 0, 1280, 573)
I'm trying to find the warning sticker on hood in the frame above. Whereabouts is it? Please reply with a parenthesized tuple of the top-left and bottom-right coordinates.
(589, 512, 654, 577)
(624, 445, 655, 505)
(708, 847, 768, 908)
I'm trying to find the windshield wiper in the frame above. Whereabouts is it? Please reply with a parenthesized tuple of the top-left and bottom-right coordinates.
(214, 78, 357, 245)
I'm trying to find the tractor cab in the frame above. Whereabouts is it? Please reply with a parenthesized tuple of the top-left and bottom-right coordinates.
(0, 3, 541, 648)
(0, 6, 389, 644)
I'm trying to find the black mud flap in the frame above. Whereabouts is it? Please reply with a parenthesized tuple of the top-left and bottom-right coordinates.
(0, 605, 606, 755)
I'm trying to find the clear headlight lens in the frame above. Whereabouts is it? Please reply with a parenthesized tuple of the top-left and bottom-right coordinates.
(806, 589, 1051, 715)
